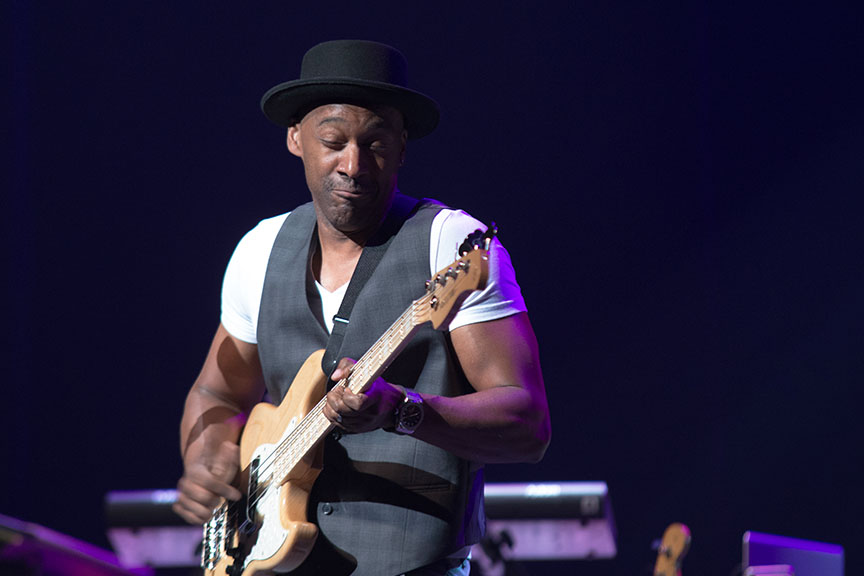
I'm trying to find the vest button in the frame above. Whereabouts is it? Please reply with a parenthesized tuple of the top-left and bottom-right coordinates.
(330, 429, 343, 441)
(321, 503, 333, 515)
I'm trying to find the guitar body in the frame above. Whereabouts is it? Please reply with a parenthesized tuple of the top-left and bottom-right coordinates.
(205, 350, 328, 576)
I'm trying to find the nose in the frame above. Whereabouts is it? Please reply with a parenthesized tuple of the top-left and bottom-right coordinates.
(337, 142, 370, 180)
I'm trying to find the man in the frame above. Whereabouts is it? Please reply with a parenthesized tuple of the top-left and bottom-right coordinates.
(174, 40, 551, 576)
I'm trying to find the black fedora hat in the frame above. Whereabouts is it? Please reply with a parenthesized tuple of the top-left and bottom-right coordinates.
(260, 40, 440, 139)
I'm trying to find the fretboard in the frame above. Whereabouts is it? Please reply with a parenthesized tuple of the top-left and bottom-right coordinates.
(264, 291, 433, 485)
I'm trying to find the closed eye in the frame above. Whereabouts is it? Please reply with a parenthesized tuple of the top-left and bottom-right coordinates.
(319, 138, 345, 150)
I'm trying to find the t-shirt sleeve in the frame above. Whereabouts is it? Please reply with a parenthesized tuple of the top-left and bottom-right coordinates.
(430, 209, 527, 331)
(220, 213, 289, 344)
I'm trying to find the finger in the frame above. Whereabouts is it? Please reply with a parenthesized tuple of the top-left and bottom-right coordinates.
(173, 495, 213, 525)
(324, 409, 345, 427)
(216, 440, 241, 461)
(172, 502, 199, 524)
(194, 471, 242, 501)
(175, 479, 224, 524)
(340, 388, 368, 411)
(331, 357, 357, 381)
(322, 391, 347, 427)
(325, 385, 345, 405)
(178, 472, 234, 508)
(209, 442, 241, 484)
(324, 388, 344, 413)
(175, 492, 221, 525)
(186, 465, 243, 502)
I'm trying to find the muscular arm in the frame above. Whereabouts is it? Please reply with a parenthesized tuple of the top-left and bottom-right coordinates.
(173, 323, 266, 524)
(325, 312, 551, 464)
(418, 312, 550, 463)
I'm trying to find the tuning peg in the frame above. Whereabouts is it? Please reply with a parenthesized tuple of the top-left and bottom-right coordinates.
(483, 222, 498, 249)
(458, 223, 498, 255)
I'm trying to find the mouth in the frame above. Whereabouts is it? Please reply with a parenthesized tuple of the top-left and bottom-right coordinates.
(331, 182, 376, 200)
(333, 187, 364, 197)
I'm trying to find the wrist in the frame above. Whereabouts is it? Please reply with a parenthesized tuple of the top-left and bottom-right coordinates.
(391, 387, 425, 435)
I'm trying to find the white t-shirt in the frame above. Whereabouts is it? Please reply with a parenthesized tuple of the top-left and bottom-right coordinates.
(221, 207, 527, 344)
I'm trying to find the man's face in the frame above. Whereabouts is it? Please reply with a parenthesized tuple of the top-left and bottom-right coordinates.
(287, 103, 407, 238)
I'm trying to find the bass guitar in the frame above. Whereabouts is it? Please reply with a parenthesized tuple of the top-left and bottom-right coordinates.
(653, 522, 692, 576)
(201, 226, 496, 576)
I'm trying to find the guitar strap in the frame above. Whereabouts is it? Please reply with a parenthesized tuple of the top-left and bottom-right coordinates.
(320, 195, 423, 385)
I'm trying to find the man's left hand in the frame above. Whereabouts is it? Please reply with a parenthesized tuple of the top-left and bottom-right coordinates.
(323, 358, 404, 433)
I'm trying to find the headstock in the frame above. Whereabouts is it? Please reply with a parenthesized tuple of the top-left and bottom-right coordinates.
(416, 224, 496, 329)
(653, 523, 691, 576)
(459, 222, 497, 256)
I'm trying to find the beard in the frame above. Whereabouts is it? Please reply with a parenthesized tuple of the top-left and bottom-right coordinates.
(313, 174, 394, 236)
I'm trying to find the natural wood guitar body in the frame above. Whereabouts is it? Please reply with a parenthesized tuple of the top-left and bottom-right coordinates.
(205, 351, 328, 576)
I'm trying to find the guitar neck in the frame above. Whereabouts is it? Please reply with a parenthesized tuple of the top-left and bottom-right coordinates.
(271, 295, 429, 480)
(343, 294, 431, 395)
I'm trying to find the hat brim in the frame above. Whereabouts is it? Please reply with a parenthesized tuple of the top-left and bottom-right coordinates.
(260, 78, 440, 139)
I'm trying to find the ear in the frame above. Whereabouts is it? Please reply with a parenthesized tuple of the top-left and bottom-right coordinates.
(286, 125, 302, 158)
(400, 129, 408, 166)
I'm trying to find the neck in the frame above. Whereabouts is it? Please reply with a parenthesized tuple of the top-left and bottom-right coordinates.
(317, 186, 397, 246)
(312, 197, 395, 291)
(311, 235, 360, 292)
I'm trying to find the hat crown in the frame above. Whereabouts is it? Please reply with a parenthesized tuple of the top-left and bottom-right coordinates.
(300, 40, 409, 87)
(261, 39, 439, 138)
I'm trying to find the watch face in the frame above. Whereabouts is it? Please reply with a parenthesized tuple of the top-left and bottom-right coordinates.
(400, 403, 423, 430)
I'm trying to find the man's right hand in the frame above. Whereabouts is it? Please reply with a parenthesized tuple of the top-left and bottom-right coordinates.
(173, 440, 243, 524)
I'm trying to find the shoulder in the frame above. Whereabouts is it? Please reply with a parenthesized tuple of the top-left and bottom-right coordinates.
(432, 207, 485, 233)
(220, 211, 292, 344)
(238, 212, 291, 250)
(429, 207, 490, 269)
(223, 211, 292, 298)
(226, 212, 293, 268)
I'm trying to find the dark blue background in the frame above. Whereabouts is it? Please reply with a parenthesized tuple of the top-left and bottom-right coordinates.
(4, 2, 862, 575)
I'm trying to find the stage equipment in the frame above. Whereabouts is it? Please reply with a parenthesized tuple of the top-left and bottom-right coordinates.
(104, 482, 615, 569)
(0, 512, 147, 576)
(476, 482, 616, 562)
(104, 489, 200, 569)
(742, 531, 844, 576)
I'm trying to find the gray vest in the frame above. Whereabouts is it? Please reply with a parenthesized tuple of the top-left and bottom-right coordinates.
(257, 195, 484, 576)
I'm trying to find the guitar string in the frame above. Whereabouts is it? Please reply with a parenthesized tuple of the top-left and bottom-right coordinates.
(245, 299, 423, 507)
(244, 295, 430, 508)
(249, 295, 423, 481)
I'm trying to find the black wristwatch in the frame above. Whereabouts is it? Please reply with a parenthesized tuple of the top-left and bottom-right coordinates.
(394, 388, 424, 435)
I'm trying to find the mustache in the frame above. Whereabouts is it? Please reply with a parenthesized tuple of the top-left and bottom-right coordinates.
(325, 175, 376, 194)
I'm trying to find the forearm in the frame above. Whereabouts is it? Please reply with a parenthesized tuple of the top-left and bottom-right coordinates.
(179, 324, 265, 462)
(180, 385, 249, 463)
(412, 385, 551, 464)
(174, 325, 264, 523)
(321, 316, 552, 463)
